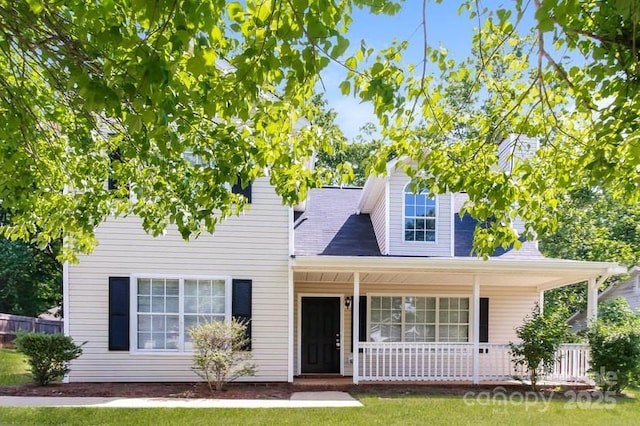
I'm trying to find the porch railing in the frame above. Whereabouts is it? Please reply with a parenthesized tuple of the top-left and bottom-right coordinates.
(549, 344, 591, 382)
(360, 342, 474, 381)
(358, 342, 590, 383)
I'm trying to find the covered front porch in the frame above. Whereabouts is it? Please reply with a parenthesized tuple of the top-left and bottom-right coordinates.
(291, 255, 625, 384)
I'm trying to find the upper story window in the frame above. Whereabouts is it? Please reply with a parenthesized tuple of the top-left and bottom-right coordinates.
(403, 182, 436, 242)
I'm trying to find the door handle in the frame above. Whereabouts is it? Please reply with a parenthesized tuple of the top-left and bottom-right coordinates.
(335, 334, 340, 350)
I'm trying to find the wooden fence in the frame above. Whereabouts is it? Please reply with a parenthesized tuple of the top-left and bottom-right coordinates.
(0, 313, 63, 347)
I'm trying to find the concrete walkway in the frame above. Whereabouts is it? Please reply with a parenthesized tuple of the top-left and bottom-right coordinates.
(0, 391, 362, 408)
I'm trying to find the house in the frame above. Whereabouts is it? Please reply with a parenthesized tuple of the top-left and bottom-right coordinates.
(568, 267, 640, 331)
(64, 135, 625, 384)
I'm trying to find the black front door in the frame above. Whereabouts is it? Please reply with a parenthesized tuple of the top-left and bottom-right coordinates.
(301, 297, 341, 374)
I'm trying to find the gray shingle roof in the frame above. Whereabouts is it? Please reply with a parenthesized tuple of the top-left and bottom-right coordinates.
(454, 213, 477, 257)
(455, 213, 545, 258)
(294, 187, 381, 256)
(294, 187, 546, 260)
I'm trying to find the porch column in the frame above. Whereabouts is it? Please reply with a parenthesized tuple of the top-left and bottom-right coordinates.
(353, 272, 360, 385)
(287, 210, 295, 382)
(473, 275, 480, 385)
(586, 277, 598, 324)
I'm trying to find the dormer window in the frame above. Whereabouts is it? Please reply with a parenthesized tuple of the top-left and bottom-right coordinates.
(404, 182, 436, 242)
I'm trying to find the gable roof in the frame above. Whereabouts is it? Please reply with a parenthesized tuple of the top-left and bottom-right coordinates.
(294, 187, 381, 256)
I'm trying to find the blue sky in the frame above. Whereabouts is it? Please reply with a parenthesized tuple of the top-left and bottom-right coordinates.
(319, 1, 520, 139)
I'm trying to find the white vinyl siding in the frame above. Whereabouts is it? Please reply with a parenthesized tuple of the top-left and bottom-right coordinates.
(480, 285, 538, 343)
(369, 189, 387, 254)
(388, 173, 452, 256)
(453, 192, 469, 214)
(66, 178, 290, 382)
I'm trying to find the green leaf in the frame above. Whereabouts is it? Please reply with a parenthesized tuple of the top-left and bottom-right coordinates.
(26, 0, 44, 14)
(331, 36, 350, 58)
(227, 2, 244, 22)
(339, 80, 351, 95)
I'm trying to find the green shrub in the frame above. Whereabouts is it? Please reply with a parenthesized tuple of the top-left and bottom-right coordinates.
(509, 304, 572, 391)
(188, 319, 255, 391)
(587, 298, 640, 393)
(14, 332, 84, 386)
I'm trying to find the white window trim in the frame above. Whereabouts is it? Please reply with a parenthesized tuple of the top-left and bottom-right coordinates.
(366, 293, 471, 343)
(402, 181, 438, 244)
(129, 274, 232, 354)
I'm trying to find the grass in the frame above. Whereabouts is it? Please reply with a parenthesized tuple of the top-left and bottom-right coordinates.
(0, 348, 30, 385)
(0, 394, 638, 425)
(1, 350, 637, 425)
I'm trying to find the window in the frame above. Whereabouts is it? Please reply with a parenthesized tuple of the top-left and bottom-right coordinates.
(134, 276, 231, 352)
(438, 297, 470, 342)
(369, 296, 469, 343)
(403, 182, 436, 242)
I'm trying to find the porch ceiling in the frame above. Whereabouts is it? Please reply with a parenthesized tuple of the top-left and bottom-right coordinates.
(292, 256, 626, 291)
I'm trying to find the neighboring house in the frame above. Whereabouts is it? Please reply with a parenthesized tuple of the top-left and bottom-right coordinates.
(569, 267, 640, 331)
(65, 135, 625, 384)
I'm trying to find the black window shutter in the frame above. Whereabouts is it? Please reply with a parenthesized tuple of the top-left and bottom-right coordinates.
(231, 176, 252, 203)
(232, 279, 252, 350)
(351, 295, 367, 351)
(479, 297, 489, 343)
(109, 277, 130, 351)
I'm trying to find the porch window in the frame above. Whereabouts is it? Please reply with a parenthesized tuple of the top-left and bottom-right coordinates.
(403, 182, 436, 242)
(369, 296, 469, 343)
(135, 276, 230, 352)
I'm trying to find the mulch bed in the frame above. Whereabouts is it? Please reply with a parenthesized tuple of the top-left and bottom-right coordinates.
(0, 381, 597, 400)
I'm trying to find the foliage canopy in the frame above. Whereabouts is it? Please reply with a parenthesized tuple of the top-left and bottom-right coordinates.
(359, 0, 640, 254)
(0, 0, 639, 258)
(0, 0, 397, 259)
(540, 188, 640, 314)
(587, 298, 640, 393)
(0, 236, 61, 316)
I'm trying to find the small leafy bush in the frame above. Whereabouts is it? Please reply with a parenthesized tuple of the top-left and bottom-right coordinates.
(14, 332, 84, 385)
(587, 298, 640, 393)
(509, 304, 571, 391)
(189, 319, 255, 391)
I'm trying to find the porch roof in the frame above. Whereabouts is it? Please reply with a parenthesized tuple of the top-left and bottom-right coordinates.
(291, 255, 626, 291)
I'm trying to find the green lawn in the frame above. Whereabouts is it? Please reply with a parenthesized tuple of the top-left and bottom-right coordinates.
(0, 394, 637, 426)
(1, 350, 637, 425)
(0, 348, 30, 385)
